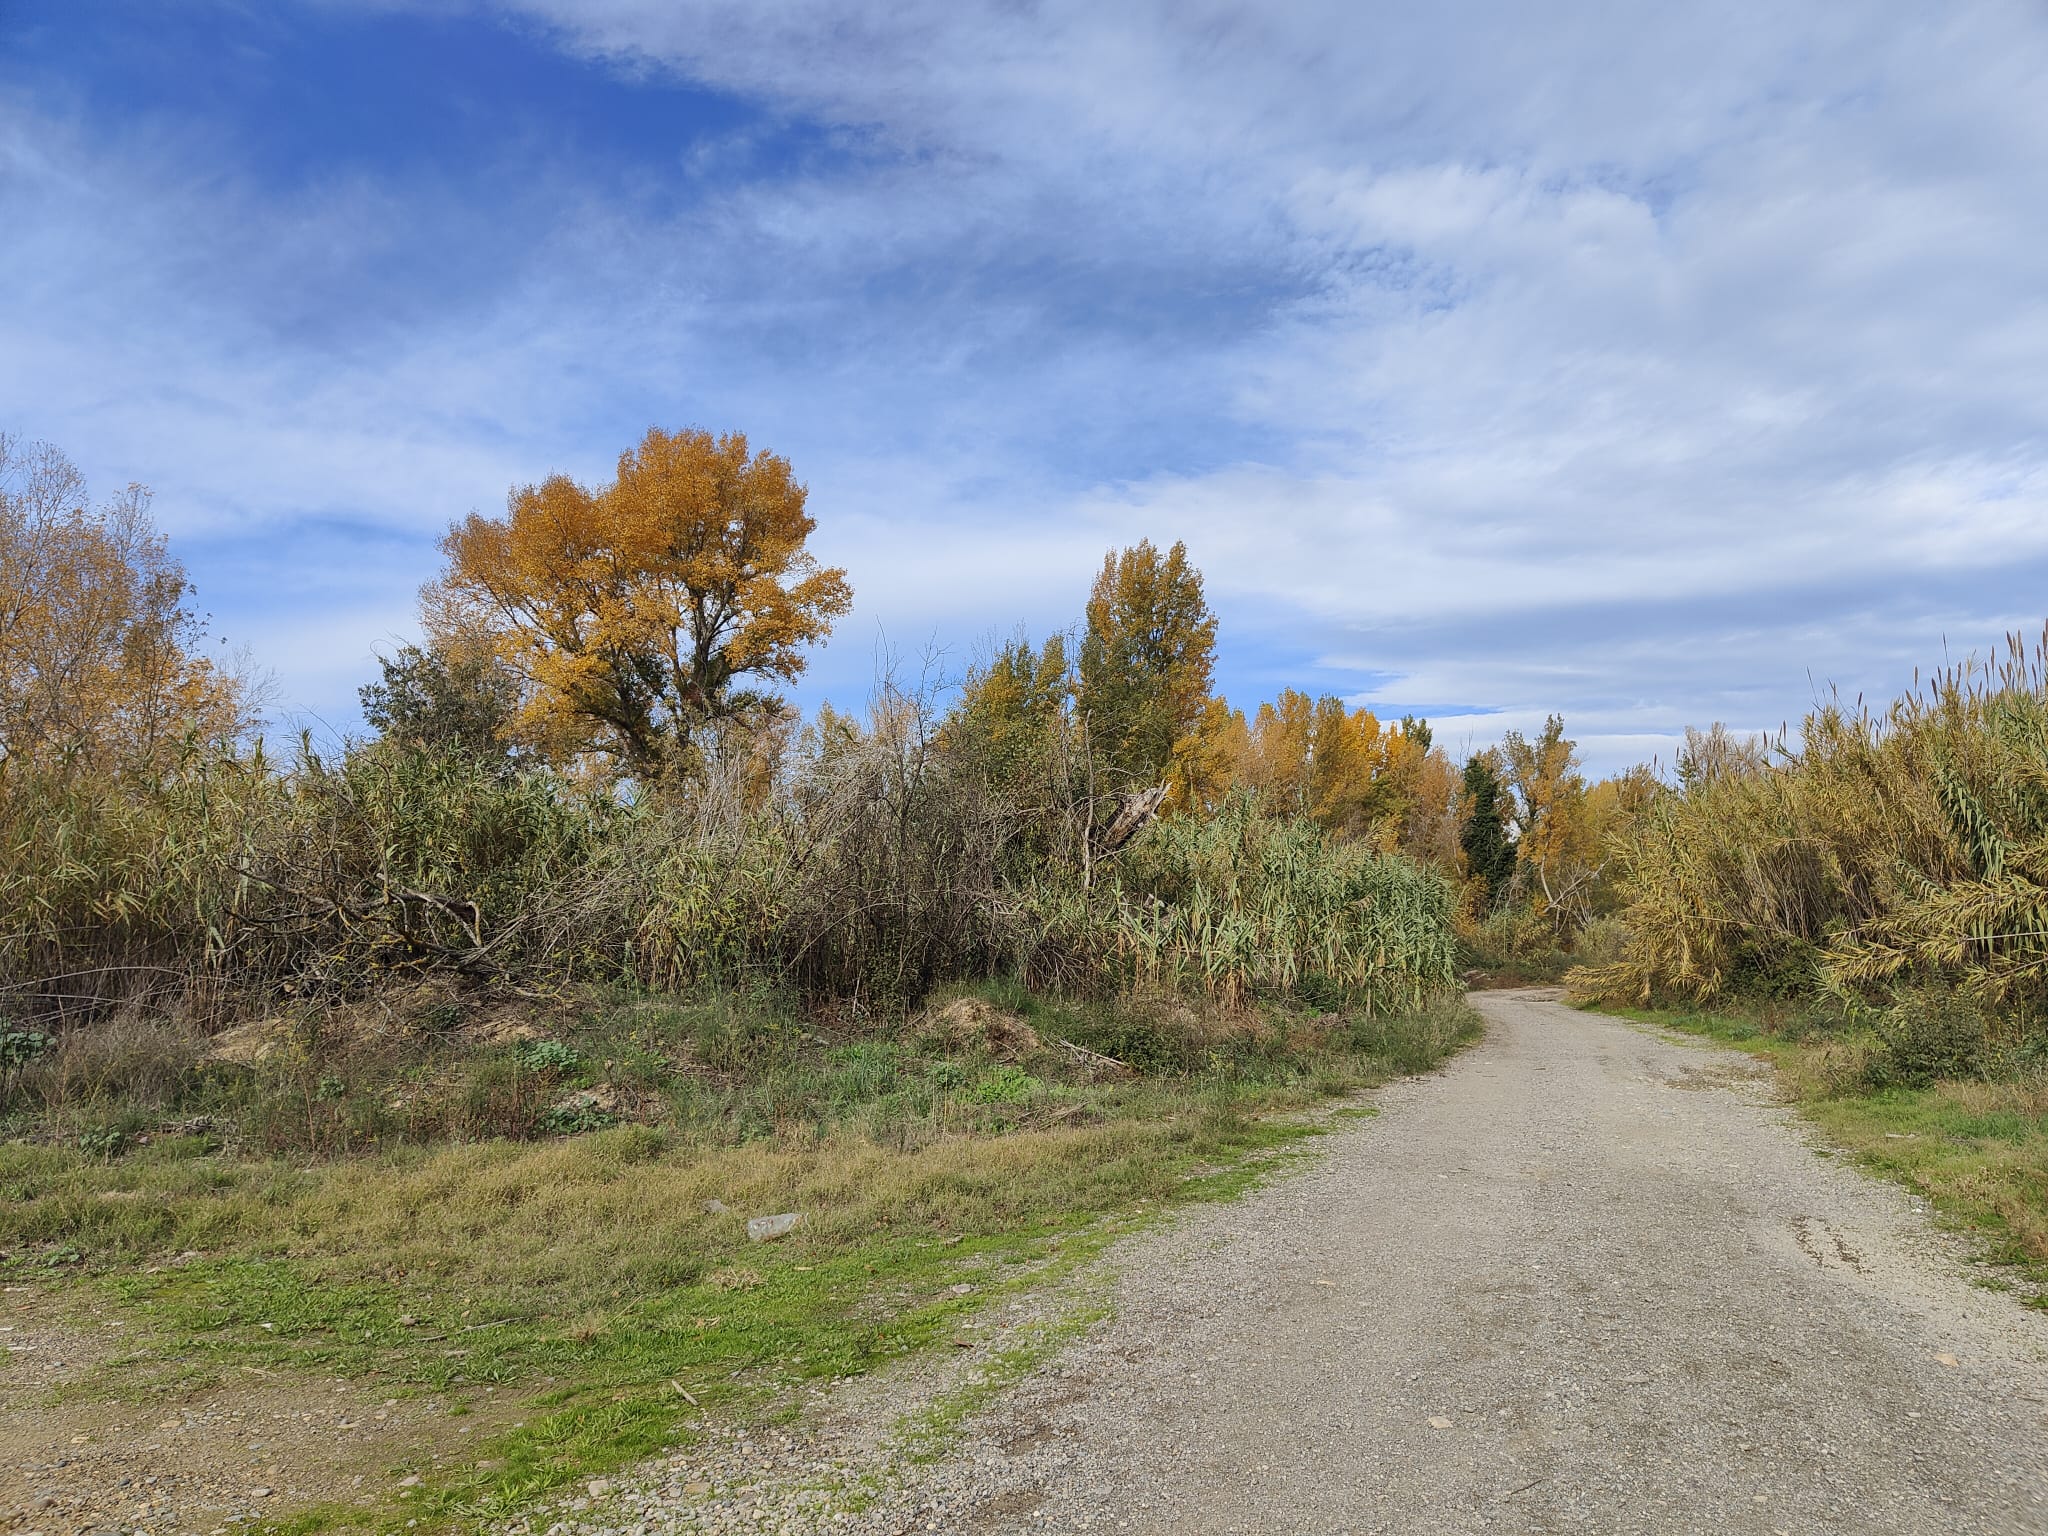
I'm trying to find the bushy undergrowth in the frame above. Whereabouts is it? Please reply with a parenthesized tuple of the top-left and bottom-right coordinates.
(0, 687, 1458, 1060)
(1114, 797, 1456, 1014)
(1573, 634, 2048, 1071)
(1456, 904, 1575, 982)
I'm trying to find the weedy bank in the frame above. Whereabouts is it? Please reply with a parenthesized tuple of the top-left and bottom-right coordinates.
(0, 989, 1480, 1530)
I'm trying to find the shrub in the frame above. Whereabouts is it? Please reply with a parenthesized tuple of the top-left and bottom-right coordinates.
(0, 1027, 51, 1104)
(1461, 905, 1571, 980)
(20, 1015, 198, 1115)
(1111, 795, 1457, 1014)
(1873, 989, 1989, 1088)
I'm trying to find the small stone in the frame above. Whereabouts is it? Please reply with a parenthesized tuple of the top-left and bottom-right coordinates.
(248, 1487, 273, 1499)
(703, 1199, 731, 1215)
(587, 1479, 612, 1499)
(1933, 1352, 1960, 1367)
(1427, 1416, 1454, 1429)
(398, 1475, 421, 1487)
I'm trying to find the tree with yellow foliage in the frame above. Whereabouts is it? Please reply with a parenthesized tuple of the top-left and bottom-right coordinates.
(1076, 539, 1218, 798)
(430, 427, 851, 780)
(947, 633, 1072, 797)
(1238, 689, 1401, 840)
(1383, 716, 1466, 869)
(0, 435, 247, 776)
(1500, 714, 1606, 932)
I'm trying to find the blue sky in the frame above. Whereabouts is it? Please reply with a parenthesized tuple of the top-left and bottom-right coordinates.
(5, 1, 2047, 774)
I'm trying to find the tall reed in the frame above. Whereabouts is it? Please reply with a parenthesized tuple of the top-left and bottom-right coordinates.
(1577, 631, 2048, 1048)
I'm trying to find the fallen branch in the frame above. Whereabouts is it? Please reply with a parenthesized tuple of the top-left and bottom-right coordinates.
(1054, 1037, 1135, 1077)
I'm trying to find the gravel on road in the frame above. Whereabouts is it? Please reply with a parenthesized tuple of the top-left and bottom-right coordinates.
(527, 989, 2048, 1536)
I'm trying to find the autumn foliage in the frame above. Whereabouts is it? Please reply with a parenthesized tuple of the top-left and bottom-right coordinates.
(1077, 538, 1218, 795)
(0, 425, 1473, 1037)
(0, 435, 247, 776)
(432, 427, 851, 778)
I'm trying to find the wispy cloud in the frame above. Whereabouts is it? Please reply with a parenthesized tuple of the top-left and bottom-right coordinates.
(4, 1, 2046, 769)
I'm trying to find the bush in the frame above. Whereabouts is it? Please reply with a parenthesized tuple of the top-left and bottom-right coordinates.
(19, 1015, 198, 1116)
(1462, 905, 1571, 980)
(1873, 989, 1990, 1088)
(1112, 795, 1458, 1014)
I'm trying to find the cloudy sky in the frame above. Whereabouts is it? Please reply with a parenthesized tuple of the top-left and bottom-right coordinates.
(4, 1, 2046, 773)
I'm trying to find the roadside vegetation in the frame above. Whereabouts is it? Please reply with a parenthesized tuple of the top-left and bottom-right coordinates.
(0, 428, 1481, 1528)
(1569, 635, 2048, 1298)
(3, 989, 1479, 1522)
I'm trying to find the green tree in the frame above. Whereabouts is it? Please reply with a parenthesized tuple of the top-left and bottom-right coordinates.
(946, 633, 1072, 797)
(1459, 754, 1516, 907)
(359, 640, 524, 768)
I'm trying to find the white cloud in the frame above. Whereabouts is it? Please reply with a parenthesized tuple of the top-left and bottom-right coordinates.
(5, 2, 2048, 772)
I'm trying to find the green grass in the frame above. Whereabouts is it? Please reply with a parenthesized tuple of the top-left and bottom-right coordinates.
(1, 990, 1482, 1531)
(1604, 1003, 2048, 1304)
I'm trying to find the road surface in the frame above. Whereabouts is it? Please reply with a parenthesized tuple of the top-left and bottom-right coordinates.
(920, 989, 2048, 1533)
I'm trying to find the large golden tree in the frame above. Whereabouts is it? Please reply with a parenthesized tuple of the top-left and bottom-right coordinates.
(432, 428, 851, 778)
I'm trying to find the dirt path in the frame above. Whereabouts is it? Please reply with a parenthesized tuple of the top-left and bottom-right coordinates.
(559, 989, 2048, 1535)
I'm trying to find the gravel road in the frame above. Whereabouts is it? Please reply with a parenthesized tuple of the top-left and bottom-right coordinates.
(545, 990, 2048, 1536)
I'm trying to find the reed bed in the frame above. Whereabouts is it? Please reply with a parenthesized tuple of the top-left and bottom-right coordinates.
(1576, 631, 2048, 1057)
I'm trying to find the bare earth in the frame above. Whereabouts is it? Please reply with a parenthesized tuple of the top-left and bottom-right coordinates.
(552, 988, 2048, 1536)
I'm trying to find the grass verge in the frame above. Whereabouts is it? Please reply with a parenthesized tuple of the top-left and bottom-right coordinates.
(1601, 1003, 2048, 1305)
(1, 991, 1481, 1532)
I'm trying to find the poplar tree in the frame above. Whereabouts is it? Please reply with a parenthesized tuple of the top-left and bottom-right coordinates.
(430, 427, 851, 779)
(1075, 539, 1217, 790)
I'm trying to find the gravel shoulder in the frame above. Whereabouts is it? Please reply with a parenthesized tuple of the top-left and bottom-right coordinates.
(538, 988, 2048, 1536)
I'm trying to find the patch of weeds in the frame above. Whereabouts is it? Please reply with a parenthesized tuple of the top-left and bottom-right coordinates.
(541, 1101, 616, 1136)
(1328, 1104, 1380, 1122)
(892, 1291, 1112, 1464)
(520, 1040, 582, 1076)
(76, 1126, 128, 1161)
(968, 1066, 1041, 1105)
